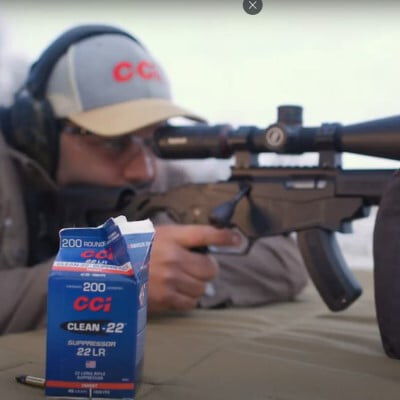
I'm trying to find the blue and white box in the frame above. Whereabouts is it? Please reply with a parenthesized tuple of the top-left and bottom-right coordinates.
(46, 216, 154, 399)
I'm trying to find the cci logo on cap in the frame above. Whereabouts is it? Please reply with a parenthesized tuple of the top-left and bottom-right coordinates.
(113, 60, 162, 82)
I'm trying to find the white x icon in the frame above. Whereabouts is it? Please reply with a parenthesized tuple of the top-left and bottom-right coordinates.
(248, 0, 258, 10)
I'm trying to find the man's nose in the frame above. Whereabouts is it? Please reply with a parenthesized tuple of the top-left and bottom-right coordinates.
(122, 141, 155, 184)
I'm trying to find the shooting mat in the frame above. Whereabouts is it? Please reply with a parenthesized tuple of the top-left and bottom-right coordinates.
(0, 270, 399, 400)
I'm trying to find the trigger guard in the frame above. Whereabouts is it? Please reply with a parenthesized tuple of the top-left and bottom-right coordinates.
(208, 227, 250, 255)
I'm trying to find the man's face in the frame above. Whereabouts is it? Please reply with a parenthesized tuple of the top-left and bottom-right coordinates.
(56, 124, 158, 187)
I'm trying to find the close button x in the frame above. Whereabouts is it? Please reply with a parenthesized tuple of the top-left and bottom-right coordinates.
(243, 0, 263, 15)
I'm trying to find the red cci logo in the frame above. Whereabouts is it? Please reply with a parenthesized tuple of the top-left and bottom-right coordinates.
(73, 296, 112, 312)
(81, 249, 113, 261)
(113, 60, 161, 82)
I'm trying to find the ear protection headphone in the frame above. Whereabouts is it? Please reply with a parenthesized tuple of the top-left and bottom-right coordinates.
(9, 24, 140, 178)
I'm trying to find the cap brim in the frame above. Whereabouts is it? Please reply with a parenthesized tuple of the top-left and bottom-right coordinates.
(67, 98, 206, 136)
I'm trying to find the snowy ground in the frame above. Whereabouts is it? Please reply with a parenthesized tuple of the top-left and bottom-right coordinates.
(337, 208, 376, 270)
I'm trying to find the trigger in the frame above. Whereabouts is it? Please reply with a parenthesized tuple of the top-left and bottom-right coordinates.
(208, 228, 250, 255)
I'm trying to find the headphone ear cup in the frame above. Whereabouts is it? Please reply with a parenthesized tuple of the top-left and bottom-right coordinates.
(11, 89, 59, 176)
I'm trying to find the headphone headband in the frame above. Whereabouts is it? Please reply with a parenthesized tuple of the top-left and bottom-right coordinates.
(27, 24, 139, 99)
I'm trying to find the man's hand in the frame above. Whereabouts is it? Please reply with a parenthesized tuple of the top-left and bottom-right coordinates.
(148, 225, 237, 313)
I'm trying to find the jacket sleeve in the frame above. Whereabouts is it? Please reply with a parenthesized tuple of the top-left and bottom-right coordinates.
(0, 258, 53, 334)
(199, 235, 308, 308)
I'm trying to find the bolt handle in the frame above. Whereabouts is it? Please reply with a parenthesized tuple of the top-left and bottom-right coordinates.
(209, 183, 251, 228)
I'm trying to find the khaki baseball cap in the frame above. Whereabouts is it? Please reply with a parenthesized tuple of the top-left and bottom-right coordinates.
(45, 33, 205, 136)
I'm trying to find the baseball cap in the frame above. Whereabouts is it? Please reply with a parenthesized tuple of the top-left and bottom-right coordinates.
(45, 33, 205, 136)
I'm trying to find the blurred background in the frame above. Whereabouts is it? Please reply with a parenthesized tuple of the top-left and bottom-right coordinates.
(2, 0, 400, 268)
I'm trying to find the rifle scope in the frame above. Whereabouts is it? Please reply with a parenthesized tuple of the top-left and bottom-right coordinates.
(152, 106, 400, 161)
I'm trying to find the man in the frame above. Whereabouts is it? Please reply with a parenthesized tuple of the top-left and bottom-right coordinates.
(0, 25, 307, 334)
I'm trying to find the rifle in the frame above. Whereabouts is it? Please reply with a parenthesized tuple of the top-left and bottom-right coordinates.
(61, 106, 399, 312)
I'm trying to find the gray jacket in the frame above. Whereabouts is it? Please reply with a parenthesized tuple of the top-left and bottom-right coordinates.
(0, 132, 308, 334)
